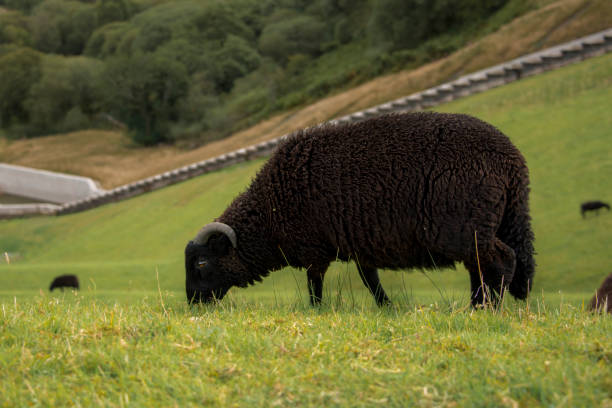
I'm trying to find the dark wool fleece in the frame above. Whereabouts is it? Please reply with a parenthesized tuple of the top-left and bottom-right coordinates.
(215, 112, 535, 298)
(589, 272, 612, 313)
(49, 274, 79, 291)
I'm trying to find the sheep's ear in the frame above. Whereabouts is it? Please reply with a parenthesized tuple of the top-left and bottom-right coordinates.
(208, 234, 232, 256)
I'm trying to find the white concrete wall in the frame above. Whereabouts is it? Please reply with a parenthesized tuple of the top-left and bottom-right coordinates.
(0, 163, 104, 204)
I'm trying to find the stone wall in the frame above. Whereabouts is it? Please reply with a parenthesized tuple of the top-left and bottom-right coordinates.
(0, 203, 61, 220)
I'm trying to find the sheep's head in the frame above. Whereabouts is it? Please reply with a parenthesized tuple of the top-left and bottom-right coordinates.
(185, 222, 238, 304)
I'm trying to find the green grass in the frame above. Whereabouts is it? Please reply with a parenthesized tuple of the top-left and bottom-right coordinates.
(1, 296, 610, 406)
(0, 54, 611, 407)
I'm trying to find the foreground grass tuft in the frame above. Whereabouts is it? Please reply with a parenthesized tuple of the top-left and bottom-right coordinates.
(1, 295, 610, 407)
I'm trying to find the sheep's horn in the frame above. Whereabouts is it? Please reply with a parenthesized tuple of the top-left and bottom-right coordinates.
(194, 222, 237, 248)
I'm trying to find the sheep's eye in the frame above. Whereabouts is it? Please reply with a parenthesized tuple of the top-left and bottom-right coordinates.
(197, 259, 207, 268)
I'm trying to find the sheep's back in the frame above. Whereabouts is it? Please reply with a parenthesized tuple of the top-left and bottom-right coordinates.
(256, 112, 526, 268)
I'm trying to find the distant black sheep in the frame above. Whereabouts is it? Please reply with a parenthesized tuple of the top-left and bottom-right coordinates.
(49, 274, 79, 291)
(580, 200, 610, 218)
(185, 112, 535, 307)
(589, 272, 612, 314)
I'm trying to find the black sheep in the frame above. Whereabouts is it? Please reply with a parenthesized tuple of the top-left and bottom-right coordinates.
(185, 112, 535, 307)
(49, 274, 79, 291)
(589, 272, 612, 314)
(580, 200, 610, 218)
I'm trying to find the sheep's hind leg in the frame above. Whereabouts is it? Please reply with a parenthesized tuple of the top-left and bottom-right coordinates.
(357, 265, 391, 306)
(307, 264, 329, 306)
(466, 238, 516, 308)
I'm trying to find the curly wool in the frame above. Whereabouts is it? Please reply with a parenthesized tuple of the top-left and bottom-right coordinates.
(216, 112, 535, 303)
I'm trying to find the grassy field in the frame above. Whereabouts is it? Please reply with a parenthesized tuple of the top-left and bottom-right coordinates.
(0, 53, 611, 406)
(1, 297, 610, 406)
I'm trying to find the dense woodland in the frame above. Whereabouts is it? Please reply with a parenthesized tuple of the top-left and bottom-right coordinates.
(0, 0, 535, 145)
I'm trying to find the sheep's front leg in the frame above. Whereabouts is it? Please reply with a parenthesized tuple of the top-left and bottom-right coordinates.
(307, 264, 329, 305)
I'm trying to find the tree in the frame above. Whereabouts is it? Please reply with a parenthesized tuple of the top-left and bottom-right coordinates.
(0, 11, 32, 47)
(84, 21, 131, 57)
(29, 0, 97, 55)
(25, 55, 103, 134)
(368, 0, 508, 50)
(258, 15, 327, 65)
(193, 2, 255, 44)
(209, 35, 261, 92)
(1, 0, 43, 14)
(96, 0, 133, 26)
(0, 47, 41, 129)
(100, 52, 189, 145)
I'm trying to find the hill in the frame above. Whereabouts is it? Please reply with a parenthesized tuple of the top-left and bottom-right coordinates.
(0, 0, 545, 145)
(0, 0, 611, 188)
(0, 52, 610, 304)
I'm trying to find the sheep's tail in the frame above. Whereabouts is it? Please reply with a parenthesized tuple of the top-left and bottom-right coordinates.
(498, 166, 535, 300)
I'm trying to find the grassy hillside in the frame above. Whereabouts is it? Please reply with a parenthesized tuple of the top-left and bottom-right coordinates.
(0, 0, 535, 145)
(0, 51, 610, 408)
(1, 0, 610, 188)
(0, 53, 610, 305)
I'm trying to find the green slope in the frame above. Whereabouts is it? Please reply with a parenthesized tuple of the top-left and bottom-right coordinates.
(0, 53, 610, 304)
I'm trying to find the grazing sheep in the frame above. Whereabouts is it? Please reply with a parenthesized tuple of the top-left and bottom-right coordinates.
(589, 272, 612, 313)
(49, 274, 79, 291)
(185, 112, 535, 307)
(580, 200, 610, 218)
